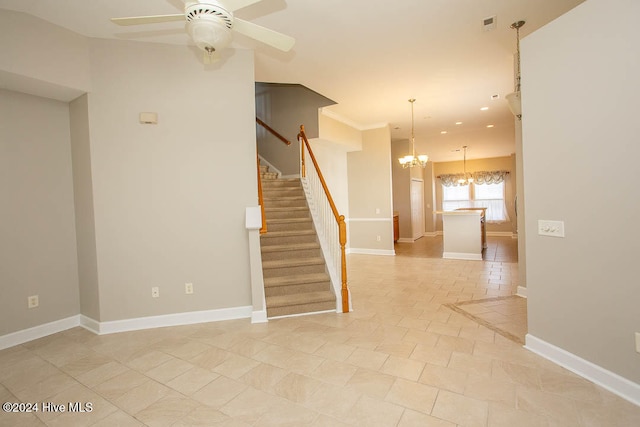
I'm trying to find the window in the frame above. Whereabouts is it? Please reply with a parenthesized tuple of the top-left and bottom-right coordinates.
(442, 185, 470, 211)
(473, 181, 509, 222)
(442, 181, 509, 223)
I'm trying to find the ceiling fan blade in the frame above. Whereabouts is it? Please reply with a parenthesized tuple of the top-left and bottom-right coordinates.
(223, 0, 262, 12)
(233, 18, 295, 52)
(111, 14, 185, 26)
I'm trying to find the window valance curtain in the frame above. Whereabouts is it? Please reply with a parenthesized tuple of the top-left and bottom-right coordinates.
(439, 170, 508, 187)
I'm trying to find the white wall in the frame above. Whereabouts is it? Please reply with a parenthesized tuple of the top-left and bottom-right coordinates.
(523, 0, 640, 383)
(0, 90, 80, 335)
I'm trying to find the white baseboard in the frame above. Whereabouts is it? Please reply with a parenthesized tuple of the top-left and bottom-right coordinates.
(1, 306, 256, 349)
(423, 232, 438, 237)
(443, 252, 483, 261)
(347, 248, 395, 256)
(0, 315, 80, 350)
(397, 238, 416, 243)
(251, 310, 268, 324)
(525, 334, 640, 407)
(516, 286, 527, 297)
(82, 306, 253, 335)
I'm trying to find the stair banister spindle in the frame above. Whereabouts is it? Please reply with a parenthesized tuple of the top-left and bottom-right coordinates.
(298, 125, 349, 313)
(300, 125, 306, 178)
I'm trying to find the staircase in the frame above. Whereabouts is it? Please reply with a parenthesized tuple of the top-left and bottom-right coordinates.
(259, 166, 336, 317)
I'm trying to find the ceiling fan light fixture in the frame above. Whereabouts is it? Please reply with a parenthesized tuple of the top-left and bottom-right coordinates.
(110, 1, 295, 60)
(187, 15, 233, 52)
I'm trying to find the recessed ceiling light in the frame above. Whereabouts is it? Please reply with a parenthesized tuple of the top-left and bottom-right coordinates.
(441, 131, 448, 135)
(455, 121, 463, 125)
(486, 124, 494, 128)
(480, 107, 489, 111)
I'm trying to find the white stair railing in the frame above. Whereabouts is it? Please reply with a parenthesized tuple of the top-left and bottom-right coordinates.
(298, 126, 350, 313)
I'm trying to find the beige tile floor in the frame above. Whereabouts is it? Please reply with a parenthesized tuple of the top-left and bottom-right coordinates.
(394, 235, 518, 263)
(2, 252, 640, 426)
(445, 296, 528, 345)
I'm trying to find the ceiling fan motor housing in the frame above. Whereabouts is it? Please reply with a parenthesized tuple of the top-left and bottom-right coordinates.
(185, 2, 234, 52)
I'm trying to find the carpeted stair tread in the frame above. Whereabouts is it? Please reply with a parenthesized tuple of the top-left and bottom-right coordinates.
(266, 290, 336, 308)
(268, 178, 302, 187)
(262, 257, 325, 269)
(261, 229, 316, 238)
(263, 272, 329, 287)
(261, 242, 320, 253)
(265, 206, 308, 212)
(266, 218, 313, 224)
(259, 176, 337, 317)
(262, 195, 306, 200)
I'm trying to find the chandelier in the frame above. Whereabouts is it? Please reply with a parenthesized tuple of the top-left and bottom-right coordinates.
(505, 20, 525, 119)
(458, 146, 474, 185)
(398, 99, 428, 168)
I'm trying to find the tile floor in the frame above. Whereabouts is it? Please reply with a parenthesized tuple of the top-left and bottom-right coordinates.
(2, 251, 640, 426)
(445, 296, 528, 345)
(394, 236, 518, 263)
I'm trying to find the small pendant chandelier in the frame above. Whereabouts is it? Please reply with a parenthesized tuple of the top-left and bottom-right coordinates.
(458, 145, 474, 185)
(398, 99, 429, 168)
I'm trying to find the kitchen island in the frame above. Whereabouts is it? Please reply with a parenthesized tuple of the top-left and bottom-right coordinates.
(437, 208, 486, 260)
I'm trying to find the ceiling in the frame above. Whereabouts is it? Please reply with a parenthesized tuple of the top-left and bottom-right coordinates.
(0, 0, 585, 162)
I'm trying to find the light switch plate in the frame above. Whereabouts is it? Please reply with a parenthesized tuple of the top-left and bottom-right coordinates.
(538, 220, 565, 237)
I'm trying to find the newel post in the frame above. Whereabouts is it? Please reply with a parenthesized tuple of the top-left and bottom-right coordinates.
(338, 215, 349, 312)
(299, 125, 306, 178)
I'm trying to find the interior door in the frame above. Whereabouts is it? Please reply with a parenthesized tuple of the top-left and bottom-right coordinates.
(411, 179, 425, 240)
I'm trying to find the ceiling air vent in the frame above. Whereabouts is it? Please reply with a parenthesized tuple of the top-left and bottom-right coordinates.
(483, 15, 497, 32)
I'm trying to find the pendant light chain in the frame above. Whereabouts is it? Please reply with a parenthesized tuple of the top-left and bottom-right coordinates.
(511, 21, 525, 93)
(410, 98, 416, 157)
(398, 98, 428, 168)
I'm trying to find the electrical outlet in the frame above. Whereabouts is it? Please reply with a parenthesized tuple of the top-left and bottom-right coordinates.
(635, 332, 640, 354)
(185, 283, 194, 294)
(28, 295, 39, 309)
(538, 220, 565, 237)
(152, 287, 159, 298)
(376, 235, 381, 242)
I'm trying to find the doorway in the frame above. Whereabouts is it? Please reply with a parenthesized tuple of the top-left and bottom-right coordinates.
(410, 178, 424, 241)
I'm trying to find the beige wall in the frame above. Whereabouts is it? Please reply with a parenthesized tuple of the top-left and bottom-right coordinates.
(256, 84, 334, 176)
(86, 39, 257, 322)
(391, 140, 437, 239)
(1, 10, 259, 333)
(0, 10, 90, 100)
(433, 156, 517, 234)
(347, 126, 394, 252)
(0, 90, 81, 335)
(523, 0, 640, 382)
(69, 94, 100, 320)
(514, 119, 527, 289)
(391, 140, 412, 239)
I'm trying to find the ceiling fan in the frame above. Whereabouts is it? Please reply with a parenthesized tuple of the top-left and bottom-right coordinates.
(111, 0, 295, 63)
